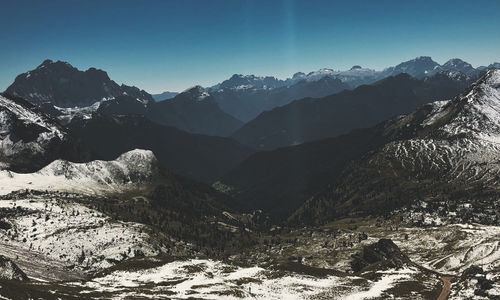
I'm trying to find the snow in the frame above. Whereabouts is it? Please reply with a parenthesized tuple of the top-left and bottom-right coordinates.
(387, 70, 500, 185)
(0, 197, 163, 271)
(0, 149, 158, 196)
(343, 268, 417, 300)
(54, 99, 103, 121)
(76, 258, 342, 299)
(0, 95, 64, 140)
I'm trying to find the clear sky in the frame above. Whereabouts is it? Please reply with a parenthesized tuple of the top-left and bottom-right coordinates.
(1, 0, 499, 93)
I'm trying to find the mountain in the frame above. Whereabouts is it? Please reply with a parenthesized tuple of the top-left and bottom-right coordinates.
(215, 122, 393, 218)
(209, 56, 492, 123)
(218, 74, 285, 89)
(0, 149, 158, 195)
(5, 59, 153, 107)
(0, 93, 89, 172)
(291, 69, 500, 224)
(478, 62, 500, 71)
(216, 70, 498, 221)
(211, 76, 349, 122)
(441, 58, 479, 77)
(381, 56, 441, 78)
(5, 61, 241, 137)
(152, 91, 179, 101)
(68, 114, 254, 183)
(0, 149, 253, 281)
(286, 66, 380, 88)
(146, 86, 243, 136)
(96, 95, 149, 116)
(232, 71, 473, 150)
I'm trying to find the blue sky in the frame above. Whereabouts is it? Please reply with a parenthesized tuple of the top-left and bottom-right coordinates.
(1, 0, 499, 93)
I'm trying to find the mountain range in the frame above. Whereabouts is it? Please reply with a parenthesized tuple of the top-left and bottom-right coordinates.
(5, 60, 241, 137)
(231, 71, 474, 150)
(215, 69, 500, 223)
(0, 57, 499, 299)
(208, 56, 495, 123)
(292, 68, 500, 224)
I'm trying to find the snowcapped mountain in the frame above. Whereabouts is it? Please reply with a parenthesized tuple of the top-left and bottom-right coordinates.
(286, 66, 380, 88)
(381, 56, 442, 79)
(232, 71, 472, 150)
(67, 114, 253, 183)
(0, 146, 244, 276)
(0, 93, 88, 172)
(4, 59, 153, 108)
(441, 58, 479, 77)
(218, 74, 285, 89)
(0, 149, 158, 196)
(291, 69, 500, 224)
(208, 56, 493, 122)
(211, 76, 349, 122)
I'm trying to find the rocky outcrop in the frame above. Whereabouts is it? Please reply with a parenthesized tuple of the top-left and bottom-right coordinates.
(0, 256, 28, 281)
(351, 239, 411, 272)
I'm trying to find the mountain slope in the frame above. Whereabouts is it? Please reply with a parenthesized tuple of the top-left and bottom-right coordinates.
(0, 149, 158, 195)
(291, 69, 500, 224)
(232, 72, 473, 150)
(68, 114, 254, 183)
(215, 122, 394, 218)
(147, 86, 243, 136)
(5, 59, 153, 108)
(0, 149, 252, 277)
(0, 93, 89, 172)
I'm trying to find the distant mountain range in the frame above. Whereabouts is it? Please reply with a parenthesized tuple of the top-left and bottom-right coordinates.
(231, 71, 474, 150)
(208, 57, 497, 122)
(210, 76, 349, 122)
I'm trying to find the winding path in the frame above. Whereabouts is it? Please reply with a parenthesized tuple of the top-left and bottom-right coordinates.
(437, 276, 452, 300)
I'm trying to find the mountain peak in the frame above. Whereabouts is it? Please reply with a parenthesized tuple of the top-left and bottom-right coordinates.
(444, 58, 468, 65)
(39, 59, 54, 67)
(180, 85, 211, 101)
(420, 69, 500, 141)
(414, 56, 434, 61)
(6, 60, 153, 107)
(350, 65, 362, 70)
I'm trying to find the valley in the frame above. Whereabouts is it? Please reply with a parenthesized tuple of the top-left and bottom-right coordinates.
(0, 40, 499, 299)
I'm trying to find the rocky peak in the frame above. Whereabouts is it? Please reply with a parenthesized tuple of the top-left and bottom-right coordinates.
(179, 86, 211, 102)
(5, 60, 153, 108)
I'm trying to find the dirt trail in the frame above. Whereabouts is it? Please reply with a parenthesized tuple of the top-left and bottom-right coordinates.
(437, 276, 452, 300)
